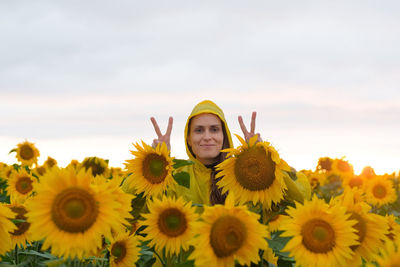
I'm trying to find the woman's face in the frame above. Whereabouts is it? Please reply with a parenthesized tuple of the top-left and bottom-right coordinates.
(188, 113, 224, 165)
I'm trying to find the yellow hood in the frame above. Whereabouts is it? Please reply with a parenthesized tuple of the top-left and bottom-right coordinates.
(184, 100, 233, 165)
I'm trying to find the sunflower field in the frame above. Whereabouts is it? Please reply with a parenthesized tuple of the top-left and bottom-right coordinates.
(1, 138, 400, 267)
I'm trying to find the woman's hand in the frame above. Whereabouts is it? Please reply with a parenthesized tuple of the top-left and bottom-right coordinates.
(150, 116, 173, 151)
(238, 111, 263, 143)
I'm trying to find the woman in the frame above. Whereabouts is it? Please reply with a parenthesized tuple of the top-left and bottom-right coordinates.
(151, 100, 262, 206)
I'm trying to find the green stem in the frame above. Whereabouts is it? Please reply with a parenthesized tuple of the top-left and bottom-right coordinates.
(153, 249, 166, 267)
(178, 247, 184, 264)
(258, 249, 263, 267)
(15, 245, 19, 265)
(166, 253, 172, 267)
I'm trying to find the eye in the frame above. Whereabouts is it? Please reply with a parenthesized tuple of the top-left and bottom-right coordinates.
(194, 127, 203, 133)
(210, 126, 220, 133)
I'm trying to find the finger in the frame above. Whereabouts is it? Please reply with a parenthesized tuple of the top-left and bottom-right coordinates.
(150, 117, 162, 138)
(256, 133, 263, 142)
(165, 116, 173, 137)
(238, 115, 248, 135)
(152, 139, 159, 148)
(250, 112, 256, 134)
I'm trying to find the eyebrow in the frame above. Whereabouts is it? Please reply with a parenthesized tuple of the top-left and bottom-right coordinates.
(193, 124, 221, 127)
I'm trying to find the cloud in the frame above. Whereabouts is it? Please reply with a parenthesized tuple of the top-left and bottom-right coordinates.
(1, 1, 399, 175)
(1, 1, 399, 95)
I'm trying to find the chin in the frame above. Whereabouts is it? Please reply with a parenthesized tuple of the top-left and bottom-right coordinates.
(198, 153, 220, 162)
(201, 151, 220, 158)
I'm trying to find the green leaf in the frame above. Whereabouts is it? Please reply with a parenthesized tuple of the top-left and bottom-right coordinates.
(23, 165, 30, 173)
(172, 159, 194, 169)
(18, 250, 58, 260)
(267, 232, 295, 262)
(277, 258, 295, 267)
(173, 172, 190, 189)
(130, 192, 147, 219)
(8, 148, 16, 154)
(12, 164, 21, 171)
(42, 258, 66, 267)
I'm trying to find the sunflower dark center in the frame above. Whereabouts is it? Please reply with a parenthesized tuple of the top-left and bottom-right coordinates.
(372, 184, 387, 199)
(111, 241, 127, 263)
(20, 145, 34, 160)
(349, 212, 367, 251)
(318, 158, 332, 171)
(10, 206, 30, 236)
(210, 215, 247, 258)
(310, 177, 320, 189)
(301, 218, 336, 253)
(337, 160, 351, 172)
(16, 177, 33, 195)
(51, 187, 99, 233)
(83, 158, 105, 176)
(349, 177, 363, 188)
(158, 208, 187, 237)
(46, 157, 57, 168)
(36, 166, 46, 176)
(142, 154, 168, 184)
(234, 146, 275, 191)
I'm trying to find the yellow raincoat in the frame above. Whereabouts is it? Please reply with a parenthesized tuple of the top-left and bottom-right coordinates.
(170, 99, 311, 206)
(170, 100, 233, 206)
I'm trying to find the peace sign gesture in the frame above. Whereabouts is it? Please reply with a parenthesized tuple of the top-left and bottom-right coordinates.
(238, 111, 263, 143)
(150, 116, 173, 151)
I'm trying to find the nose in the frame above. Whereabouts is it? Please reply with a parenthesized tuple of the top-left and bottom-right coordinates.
(203, 130, 212, 140)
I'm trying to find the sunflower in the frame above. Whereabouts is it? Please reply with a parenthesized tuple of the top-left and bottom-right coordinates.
(332, 158, 354, 174)
(360, 166, 376, 180)
(316, 157, 333, 173)
(189, 194, 270, 266)
(364, 176, 397, 207)
(384, 214, 400, 245)
(67, 159, 80, 170)
(216, 134, 291, 208)
(108, 231, 140, 267)
(124, 141, 175, 198)
(142, 196, 197, 256)
(2, 164, 16, 180)
(262, 246, 278, 267)
(80, 156, 110, 177)
(300, 170, 325, 190)
(337, 188, 388, 266)
(267, 214, 287, 233)
(15, 140, 40, 167)
(7, 169, 36, 203)
(6, 202, 33, 248)
(370, 240, 400, 267)
(26, 167, 132, 259)
(343, 175, 364, 189)
(0, 162, 8, 179)
(0, 204, 16, 255)
(280, 196, 359, 267)
(42, 156, 57, 169)
(110, 167, 124, 179)
(33, 165, 47, 177)
(91, 175, 134, 228)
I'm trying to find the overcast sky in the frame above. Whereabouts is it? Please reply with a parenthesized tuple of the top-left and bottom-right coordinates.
(1, 1, 399, 175)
